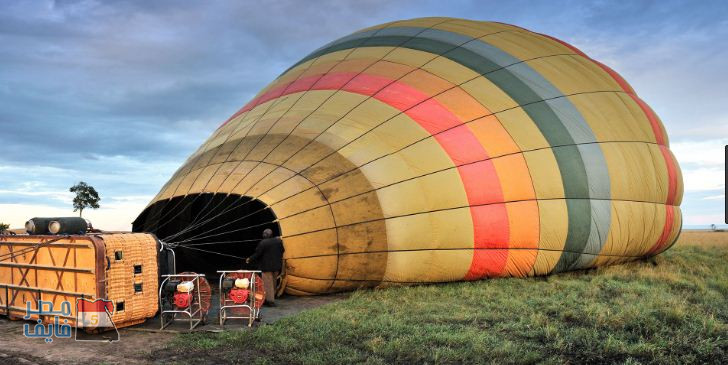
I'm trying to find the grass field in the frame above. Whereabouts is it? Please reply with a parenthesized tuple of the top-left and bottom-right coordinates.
(165, 231, 728, 364)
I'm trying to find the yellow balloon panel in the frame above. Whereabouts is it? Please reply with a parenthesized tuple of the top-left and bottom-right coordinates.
(567, 92, 657, 143)
(134, 18, 682, 295)
(483, 31, 576, 61)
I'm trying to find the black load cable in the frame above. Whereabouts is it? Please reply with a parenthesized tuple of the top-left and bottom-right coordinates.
(169, 220, 273, 245)
(175, 238, 262, 247)
(166, 204, 273, 244)
(176, 245, 246, 260)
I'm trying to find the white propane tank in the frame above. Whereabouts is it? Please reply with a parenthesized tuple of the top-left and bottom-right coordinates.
(176, 281, 195, 293)
(25, 220, 36, 234)
(234, 278, 250, 288)
(48, 221, 61, 234)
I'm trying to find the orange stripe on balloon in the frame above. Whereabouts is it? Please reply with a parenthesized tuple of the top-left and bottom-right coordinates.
(230, 71, 514, 277)
(503, 200, 539, 276)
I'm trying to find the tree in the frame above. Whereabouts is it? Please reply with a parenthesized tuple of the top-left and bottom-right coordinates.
(69, 181, 100, 217)
(0, 222, 8, 233)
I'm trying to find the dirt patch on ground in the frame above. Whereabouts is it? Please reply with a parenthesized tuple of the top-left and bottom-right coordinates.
(0, 294, 347, 364)
(0, 318, 173, 364)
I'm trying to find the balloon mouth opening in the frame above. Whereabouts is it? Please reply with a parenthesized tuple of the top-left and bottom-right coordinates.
(133, 193, 280, 275)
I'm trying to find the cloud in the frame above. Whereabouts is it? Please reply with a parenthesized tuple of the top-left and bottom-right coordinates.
(683, 213, 726, 226)
(681, 167, 725, 192)
(0, 201, 145, 231)
(670, 139, 724, 202)
(0, 0, 404, 227)
(0, 188, 72, 204)
(671, 139, 727, 167)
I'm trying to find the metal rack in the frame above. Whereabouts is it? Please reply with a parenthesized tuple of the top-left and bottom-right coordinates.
(217, 270, 261, 327)
(159, 273, 205, 331)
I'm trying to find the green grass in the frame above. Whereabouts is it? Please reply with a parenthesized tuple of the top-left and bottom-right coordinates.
(164, 234, 728, 364)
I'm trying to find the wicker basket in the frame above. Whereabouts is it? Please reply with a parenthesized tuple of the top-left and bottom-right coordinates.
(0, 233, 159, 330)
(103, 233, 159, 328)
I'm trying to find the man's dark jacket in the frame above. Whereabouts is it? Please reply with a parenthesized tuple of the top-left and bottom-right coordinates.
(249, 237, 285, 272)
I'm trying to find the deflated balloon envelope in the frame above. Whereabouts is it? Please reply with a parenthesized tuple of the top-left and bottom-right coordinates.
(133, 17, 683, 295)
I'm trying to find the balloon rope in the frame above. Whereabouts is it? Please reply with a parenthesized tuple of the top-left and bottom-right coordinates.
(176, 245, 246, 260)
(169, 220, 273, 245)
(176, 238, 261, 247)
(164, 200, 271, 242)
(162, 197, 263, 241)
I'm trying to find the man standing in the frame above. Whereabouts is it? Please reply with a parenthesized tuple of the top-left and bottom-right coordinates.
(246, 228, 284, 307)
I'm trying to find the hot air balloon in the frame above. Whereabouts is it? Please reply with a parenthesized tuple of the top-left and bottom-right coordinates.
(133, 17, 683, 295)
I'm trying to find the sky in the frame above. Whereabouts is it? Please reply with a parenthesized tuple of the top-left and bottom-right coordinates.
(0, 0, 726, 230)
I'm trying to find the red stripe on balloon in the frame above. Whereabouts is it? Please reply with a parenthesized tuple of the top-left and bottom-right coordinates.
(536, 32, 588, 58)
(228, 71, 512, 277)
(630, 95, 666, 146)
(591, 60, 636, 95)
(405, 99, 462, 134)
(435, 125, 488, 165)
(465, 203, 510, 279)
(647, 205, 675, 255)
(376, 82, 427, 110)
(630, 96, 678, 250)
(659, 146, 679, 205)
(353, 74, 510, 278)
(313, 72, 352, 90)
(347, 73, 392, 96)
(457, 161, 504, 206)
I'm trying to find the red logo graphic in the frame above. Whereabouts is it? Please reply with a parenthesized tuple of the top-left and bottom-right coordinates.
(75, 298, 120, 342)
